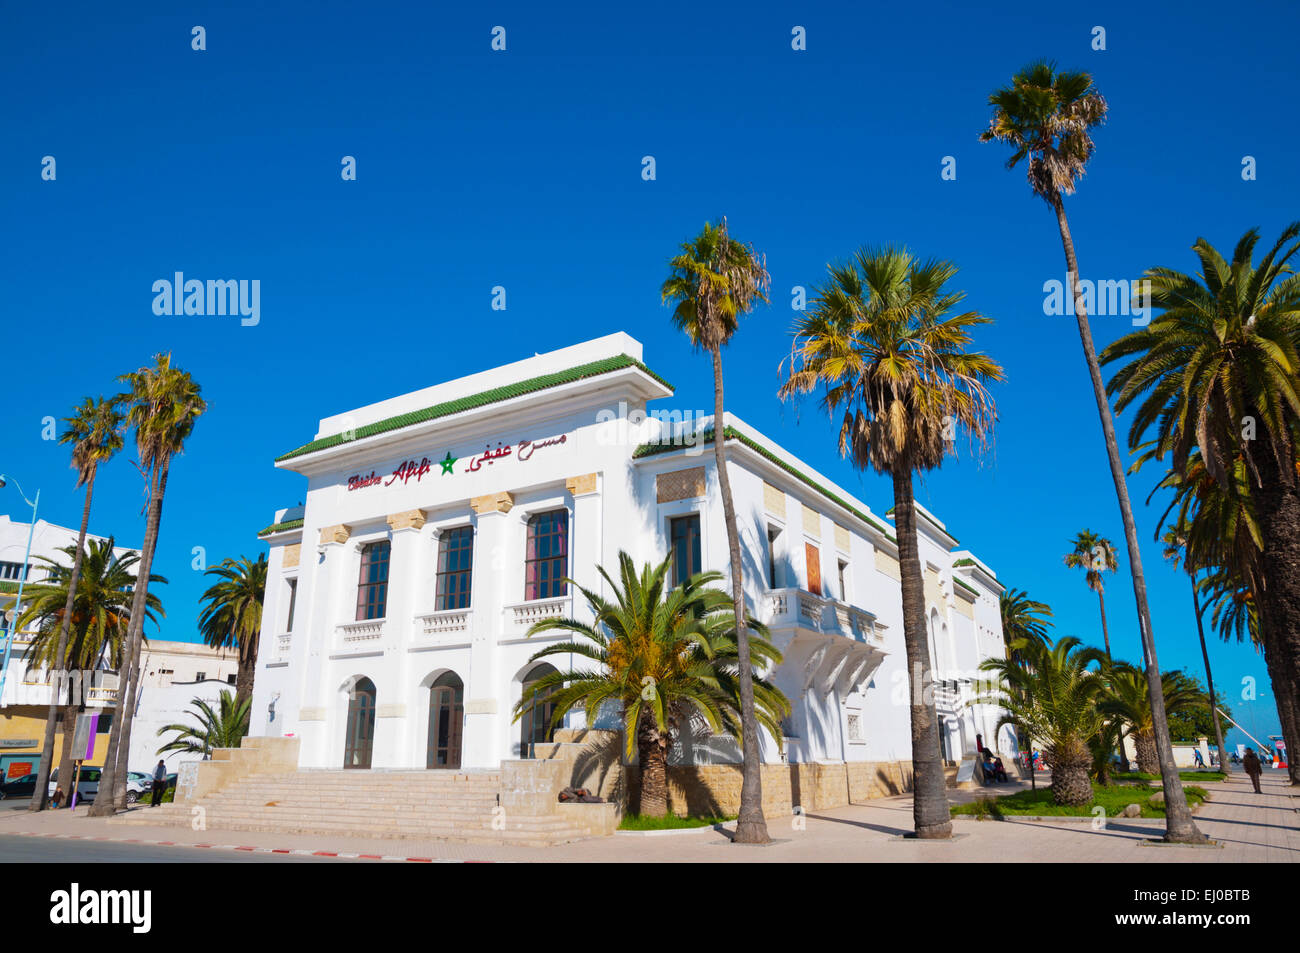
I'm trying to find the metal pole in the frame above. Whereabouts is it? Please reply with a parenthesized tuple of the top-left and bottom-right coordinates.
(0, 483, 40, 706)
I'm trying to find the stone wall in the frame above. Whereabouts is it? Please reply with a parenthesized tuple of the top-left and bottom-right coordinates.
(547, 729, 913, 819)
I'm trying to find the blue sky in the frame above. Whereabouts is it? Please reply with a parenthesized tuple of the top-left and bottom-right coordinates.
(2, 1, 1294, 751)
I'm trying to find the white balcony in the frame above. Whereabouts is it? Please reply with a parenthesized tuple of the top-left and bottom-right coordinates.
(413, 607, 473, 647)
(763, 587, 885, 647)
(502, 596, 571, 640)
(336, 617, 386, 648)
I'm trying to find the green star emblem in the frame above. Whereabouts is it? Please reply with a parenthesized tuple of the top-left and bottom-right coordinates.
(439, 452, 457, 475)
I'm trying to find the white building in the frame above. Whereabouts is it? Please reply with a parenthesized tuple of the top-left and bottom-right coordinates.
(250, 333, 1013, 777)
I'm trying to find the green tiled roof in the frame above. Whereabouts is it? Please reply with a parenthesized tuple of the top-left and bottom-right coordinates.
(0, 581, 19, 594)
(276, 354, 673, 462)
(954, 577, 979, 596)
(258, 518, 304, 538)
(634, 426, 895, 541)
(953, 557, 974, 568)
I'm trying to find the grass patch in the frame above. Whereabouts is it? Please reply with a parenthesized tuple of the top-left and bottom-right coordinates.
(952, 783, 1209, 819)
(1114, 770, 1226, 784)
(619, 812, 734, 831)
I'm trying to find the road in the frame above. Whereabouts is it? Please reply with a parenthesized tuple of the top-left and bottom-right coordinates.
(0, 834, 355, 863)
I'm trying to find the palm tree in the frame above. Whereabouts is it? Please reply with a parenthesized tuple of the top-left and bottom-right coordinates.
(156, 689, 251, 758)
(981, 61, 1204, 842)
(1161, 524, 1229, 774)
(980, 636, 1108, 805)
(779, 247, 1001, 838)
(26, 397, 122, 812)
(1101, 224, 1300, 786)
(90, 354, 206, 816)
(999, 588, 1054, 659)
(15, 539, 163, 803)
(197, 555, 268, 712)
(512, 552, 789, 817)
(998, 588, 1053, 787)
(1099, 664, 1208, 774)
(1063, 530, 1118, 658)
(661, 219, 772, 842)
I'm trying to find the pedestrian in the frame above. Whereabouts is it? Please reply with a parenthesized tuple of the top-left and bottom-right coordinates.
(150, 759, 167, 807)
(1242, 747, 1263, 794)
(51, 786, 65, 809)
(1193, 747, 1205, 768)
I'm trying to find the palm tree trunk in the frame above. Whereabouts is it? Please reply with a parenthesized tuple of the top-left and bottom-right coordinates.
(1250, 428, 1300, 784)
(709, 347, 769, 844)
(235, 635, 258, 713)
(1262, 638, 1300, 785)
(89, 459, 167, 817)
(1190, 578, 1228, 774)
(56, 703, 77, 803)
(29, 466, 97, 813)
(637, 714, 670, 818)
(1053, 197, 1205, 843)
(1097, 589, 1112, 659)
(891, 463, 952, 838)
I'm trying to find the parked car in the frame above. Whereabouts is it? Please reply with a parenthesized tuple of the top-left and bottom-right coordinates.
(0, 773, 38, 800)
(48, 767, 148, 804)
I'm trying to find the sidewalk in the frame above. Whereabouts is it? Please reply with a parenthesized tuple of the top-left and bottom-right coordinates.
(0, 771, 1293, 862)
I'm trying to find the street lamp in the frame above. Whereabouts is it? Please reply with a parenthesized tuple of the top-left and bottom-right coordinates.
(0, 475, 40, 706)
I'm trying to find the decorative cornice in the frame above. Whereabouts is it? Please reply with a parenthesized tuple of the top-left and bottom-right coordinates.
(386, 509, 427, 531)
(258, 517, 304, 538)
(565, 472, 599, 496)
(276, 354, 673, 462)
(470, 491, 514, 514)
(319, 524, 352, 545)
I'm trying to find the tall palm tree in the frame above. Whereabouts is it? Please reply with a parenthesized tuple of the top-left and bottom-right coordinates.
(90, 354, 206, 817)
(981, 61, 1204, 842)
(26, 397, 123, 812)
(779, 246, 1002, 838)
(15, 539, 163, 803)
(1161, 524, 1230, 774)
(1101, 224, 1300, 786)
(197, 555, 268, 712)
(980, 636, 1108, 805)
(998, 588, 1053, 788)
(1099, 664, 1208, 774)
(512, 552, 789, 817)
(1063, 530, 1118, 658)
(156, 689, 251, 758)
(661, 218, 772, 842)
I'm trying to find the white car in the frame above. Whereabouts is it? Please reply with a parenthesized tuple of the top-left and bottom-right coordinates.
(48, 767, 148, 804)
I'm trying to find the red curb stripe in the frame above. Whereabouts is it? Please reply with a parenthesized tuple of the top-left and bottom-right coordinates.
(235, 846, 255, 851)
(272, 849, 291, 854)
(359, 854, 382, 859)
(312, 851, 337, 857)
(406, 857, 432, 862)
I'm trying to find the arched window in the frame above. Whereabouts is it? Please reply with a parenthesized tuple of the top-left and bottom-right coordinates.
(519, 663, 559, 756)
(343, 677, 377, 769)
(427, 672, 464, 769)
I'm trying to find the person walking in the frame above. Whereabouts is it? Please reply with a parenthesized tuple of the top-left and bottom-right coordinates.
(1242, 748, 1263, 794)
(150, 759, 167, 807)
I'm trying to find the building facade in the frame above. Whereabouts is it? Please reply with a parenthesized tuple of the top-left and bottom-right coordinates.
(250, 333, 1015, 777)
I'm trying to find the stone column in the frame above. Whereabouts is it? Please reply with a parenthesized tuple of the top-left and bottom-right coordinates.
(382, 509, 427, 768)
(297, 524, 352, 768)
(564, 473, 601, 732)
(461, 492, 515, 768)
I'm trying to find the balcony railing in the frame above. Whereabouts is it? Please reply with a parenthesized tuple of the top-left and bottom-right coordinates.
(503, 596, 571, 636)
(414, 608, 472, 644)
(763, 587, 884, 646)
(336, 618, 386, 646)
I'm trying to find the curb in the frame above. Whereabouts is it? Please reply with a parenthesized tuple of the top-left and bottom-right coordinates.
(0, 830, 488, 863)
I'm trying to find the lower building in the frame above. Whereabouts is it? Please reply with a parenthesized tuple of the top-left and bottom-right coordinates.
(250, 333, 1015, 799)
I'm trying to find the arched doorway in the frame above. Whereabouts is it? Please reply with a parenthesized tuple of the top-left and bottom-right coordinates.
(427, 672, 464, 769)
(343, 677, 376, 769)
(519, 663, 558, 758)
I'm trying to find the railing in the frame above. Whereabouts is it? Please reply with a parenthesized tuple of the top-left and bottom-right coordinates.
(337, 618, 386, 646)
(765, 587, 884, 645)
(504, 596, 570, 634)
(415, 608, 472, 642)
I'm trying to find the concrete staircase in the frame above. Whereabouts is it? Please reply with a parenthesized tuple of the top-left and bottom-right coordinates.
(109, 768, 604, 847)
